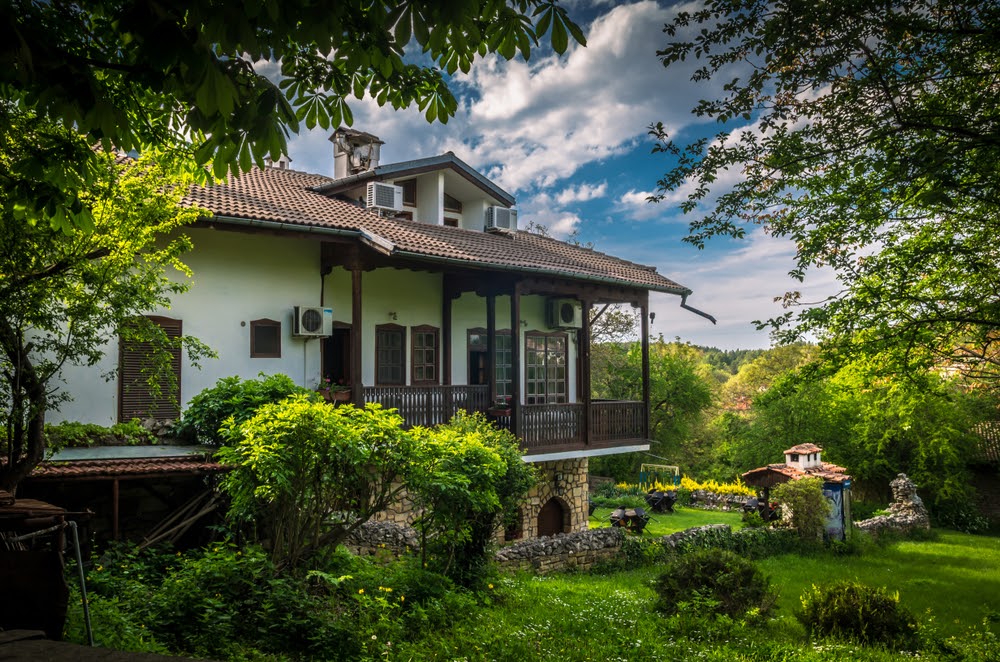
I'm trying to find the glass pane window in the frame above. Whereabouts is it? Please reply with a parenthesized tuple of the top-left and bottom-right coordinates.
(525, 333, 567, 404)
(411, 326, 438, 384)
(376, 325, 405, 385)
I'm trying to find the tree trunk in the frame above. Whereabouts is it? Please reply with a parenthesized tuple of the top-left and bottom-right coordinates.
(0, 318, 47, 494)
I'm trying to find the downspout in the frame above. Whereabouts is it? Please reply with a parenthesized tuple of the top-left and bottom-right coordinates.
(680, 294, 717, 324)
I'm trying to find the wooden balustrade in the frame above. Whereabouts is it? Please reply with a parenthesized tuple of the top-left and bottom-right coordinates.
(520, 403, 584, 450)
(361, 387, 646, 453)
(590, 400, 645, 443)
(362, 384, 490, 427)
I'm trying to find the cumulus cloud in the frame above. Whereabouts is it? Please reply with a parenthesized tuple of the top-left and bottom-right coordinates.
(555, 181, 607, 205)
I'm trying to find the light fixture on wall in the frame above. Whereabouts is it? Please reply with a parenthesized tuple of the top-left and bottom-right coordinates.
(554, 472, 564, 495)
(388, 312, 397, 320)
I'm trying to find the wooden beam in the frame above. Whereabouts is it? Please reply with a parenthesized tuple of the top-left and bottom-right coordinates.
(351, 268, 363, 404)
(640, 293, 650, 441)
(487, 293, 496, 404)
(510, 283, 521, 437)
(581, 299, 592, 447)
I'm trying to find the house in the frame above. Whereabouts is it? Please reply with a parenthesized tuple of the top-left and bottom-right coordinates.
(46, 128, 710, 540)
(742, 443, 852, 540)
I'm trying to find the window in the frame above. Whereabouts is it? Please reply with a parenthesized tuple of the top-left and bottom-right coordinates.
(119, 316, 182, 421)
(395, 210, 414, 221)
(375, 324, 405, 385)
(443, 193, 463, 213)
(411, 325, 439, 384)
(790, 453, 800, 462)
(468, 329, 512, 396)
(250, 318, 281, 358)
(443, 217, 459, 227)
(525, 332, 567, 404)
(397, 179, 416, 206)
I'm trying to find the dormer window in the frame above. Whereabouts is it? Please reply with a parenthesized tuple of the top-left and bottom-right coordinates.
(443, 193, 463, 213)
(397, 179, 416, 206)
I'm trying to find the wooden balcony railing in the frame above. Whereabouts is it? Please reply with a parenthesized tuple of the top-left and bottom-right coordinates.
(362, 384, 490, 428)
(590, 400, 645, 443)
(362, 386, 646, 453)
(520, 403, 584, 450)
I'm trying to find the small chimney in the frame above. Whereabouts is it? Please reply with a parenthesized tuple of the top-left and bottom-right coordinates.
(331, 128, 383, 179)
(264, 154, 293, 170)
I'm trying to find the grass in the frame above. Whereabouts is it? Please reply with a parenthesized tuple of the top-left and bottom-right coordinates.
(588, 504, 745, 536)
(759, 530, 1000, 636)
(387, 530, 1000, 661)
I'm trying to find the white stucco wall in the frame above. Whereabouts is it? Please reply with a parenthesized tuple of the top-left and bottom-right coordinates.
(51, 228, 580, 425)
(52, 227, 325, 425)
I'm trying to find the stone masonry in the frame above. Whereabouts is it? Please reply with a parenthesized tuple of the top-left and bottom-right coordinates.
(855, 473, 930, 537)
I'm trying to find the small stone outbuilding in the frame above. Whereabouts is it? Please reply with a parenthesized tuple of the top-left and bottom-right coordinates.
(742, 443, 852, 540)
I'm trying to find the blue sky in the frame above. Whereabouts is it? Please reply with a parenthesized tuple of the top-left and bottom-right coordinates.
(275, 0, 837, 350)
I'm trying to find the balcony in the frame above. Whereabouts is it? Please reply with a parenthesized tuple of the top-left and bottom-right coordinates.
(361, 385, 646, 456)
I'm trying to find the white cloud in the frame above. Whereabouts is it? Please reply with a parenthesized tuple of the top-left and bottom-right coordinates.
(555, 181, 607, 205)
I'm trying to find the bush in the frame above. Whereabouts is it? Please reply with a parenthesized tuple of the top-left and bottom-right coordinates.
(932, 500, 990, 534)
(174, 373, 314, 445)
(773, 477, 831, 544)
(45, 419, 155, 454)
(796, 581, 919, 649)
(654, 548, 776, 618)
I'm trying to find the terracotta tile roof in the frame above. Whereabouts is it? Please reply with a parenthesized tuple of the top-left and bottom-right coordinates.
(29, 456, 227, 480)
(742, 461, 851, 486)
(181, 166, 690, 295)
(785, 443, 823, 454)
(973, 421, 1000, 464)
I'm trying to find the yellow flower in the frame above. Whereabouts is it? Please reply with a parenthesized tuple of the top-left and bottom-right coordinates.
(400, 596, 405, 602)
(488, 583, 494, 590)
(358, 588, 364, 594)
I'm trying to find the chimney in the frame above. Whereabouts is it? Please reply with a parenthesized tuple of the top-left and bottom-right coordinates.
(331, 128, 383, 179)
(264, 154, 293, 169)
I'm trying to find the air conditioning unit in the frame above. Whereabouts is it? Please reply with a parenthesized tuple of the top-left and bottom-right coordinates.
(366, 182, 403, 213)
(485, 206, 517, 233)
(293, 306, 334, 337)
(547, 298, 582, 329)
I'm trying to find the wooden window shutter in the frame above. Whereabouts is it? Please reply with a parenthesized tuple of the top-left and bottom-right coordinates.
(118, 316, 182, 422)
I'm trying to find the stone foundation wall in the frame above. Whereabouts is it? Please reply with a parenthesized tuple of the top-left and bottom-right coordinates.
(513, 457, 589, 540)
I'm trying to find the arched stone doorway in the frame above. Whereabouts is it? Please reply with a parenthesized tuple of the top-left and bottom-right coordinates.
(537, 497, 568, 537)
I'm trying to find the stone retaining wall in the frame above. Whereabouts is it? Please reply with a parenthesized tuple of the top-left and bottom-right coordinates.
(346, 519, 753, 575)
(855, 473, 930, 538)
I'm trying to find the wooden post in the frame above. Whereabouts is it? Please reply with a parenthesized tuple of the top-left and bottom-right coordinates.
(640, 294, 650, 441)
(487, 293, 496, 405)
(581, 299, 592, 446)
(351, 268, 363, 405)
(510, 283, 521, 437)
(442, 279, 452, 386)
(112, 478, 120, 541)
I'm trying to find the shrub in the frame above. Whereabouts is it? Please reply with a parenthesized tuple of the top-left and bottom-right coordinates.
(796, 581, 919, 649)
(932, 500, 989, 534)
(588, 494, 647, 510)
(174, 373, 314, 445)
(45, 419, 156, 455)
(773, 477, 831, 544)
(218, 399, 416, 568)
(654, 548, 776, 618)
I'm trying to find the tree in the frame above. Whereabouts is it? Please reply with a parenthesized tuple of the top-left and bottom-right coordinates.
(407, 412, 535, 587)
(772, 477, 831, 544)
(590, 338, 714, 479)
(0, 117, 208, 491)
(653, 0, 1000, 386)
(217, 399, 419, 568)
(2, 0, 585, 232)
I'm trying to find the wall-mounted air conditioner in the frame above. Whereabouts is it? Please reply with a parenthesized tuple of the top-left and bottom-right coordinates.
(366, 182, 403, 213)
(546, 298, 582, 329)
(293, 306, 334, 337)
(485, 206, 517, 233)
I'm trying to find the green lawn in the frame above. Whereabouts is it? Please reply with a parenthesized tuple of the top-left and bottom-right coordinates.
(389, 529, 999, 661)
(588, 504, 745, 536)
(759, 530, 1000, 633)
